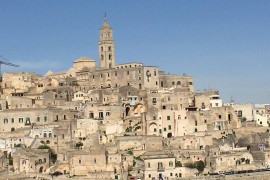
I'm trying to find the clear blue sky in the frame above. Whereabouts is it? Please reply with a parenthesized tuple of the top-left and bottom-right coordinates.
(0, 0, 270, 103)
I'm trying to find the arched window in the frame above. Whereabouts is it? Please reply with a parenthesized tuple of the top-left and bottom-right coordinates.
(109, 54, 112, 60)
(101, 47, 103, 51)
(26, 117, 30, 124)
(22, 160, 26, 164)
(177, 81, 181, 85)
(43, 133, 47, 138)
(43, 158, 46, 163)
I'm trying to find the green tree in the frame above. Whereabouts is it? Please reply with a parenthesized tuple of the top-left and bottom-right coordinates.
(8, 152, 13, 166)
(195, 160, 205, 173)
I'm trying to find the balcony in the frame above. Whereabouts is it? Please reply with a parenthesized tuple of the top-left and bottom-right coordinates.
(25, 122, 31, 126)
(157, 166, 165, 172)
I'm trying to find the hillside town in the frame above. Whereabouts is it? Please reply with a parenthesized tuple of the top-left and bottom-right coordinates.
(0, 18, 270, 180)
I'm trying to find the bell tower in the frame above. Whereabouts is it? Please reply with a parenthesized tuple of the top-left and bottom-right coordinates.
(98, 16, 115, 69)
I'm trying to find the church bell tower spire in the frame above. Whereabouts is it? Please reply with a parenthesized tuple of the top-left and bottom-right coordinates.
(98, 16, 115, 69)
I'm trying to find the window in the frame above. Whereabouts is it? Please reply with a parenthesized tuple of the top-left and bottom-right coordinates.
(11, 118, 14, 123)
(108, 46, 111, 51)
(152, 98, 157, 104)
(89, 112, 94, 119)
(101, 55, 104, 60)
(19, 118, 23, 123)
(168, 125, 171, 130)
(154, 71, 157, 76)
(3, 118, 8, 124)
(109, 54, 112, 60)
(79, 160, 81, 164)
(26, 117, 30, 124)
(177, 81, 181, 85)
(153, 116, 156, 120)
(148, 174, 151, 178)
(115, 72, 117, 76)
(101, 47, 103, 51)
(238, 110, 242, 117)
(172, 81, 175, 85)
(127, 71, 129, 75)
(219, 115, 221, 119)
(44, 116, 47, 122)
(167, 116, 170, 120)
(148, 163, 151, 168)
(164, 128, 166, 131)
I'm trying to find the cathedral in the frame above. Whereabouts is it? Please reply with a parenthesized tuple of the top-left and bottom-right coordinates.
(68, 17, 194, 93)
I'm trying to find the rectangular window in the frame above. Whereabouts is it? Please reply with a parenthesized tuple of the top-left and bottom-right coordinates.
(115, 72, 117, 76)
(164, 128, 166, 131)
(19, 118, 23, 123)
(167, 116, 170, 120)
(148, 174, 151, 178)
(11, 118, 14, 123)
(89, 112, 94, 118)
(44, 116, 47, 122)
(168, 125, 171, 130)
(148, 163, 150, 168)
